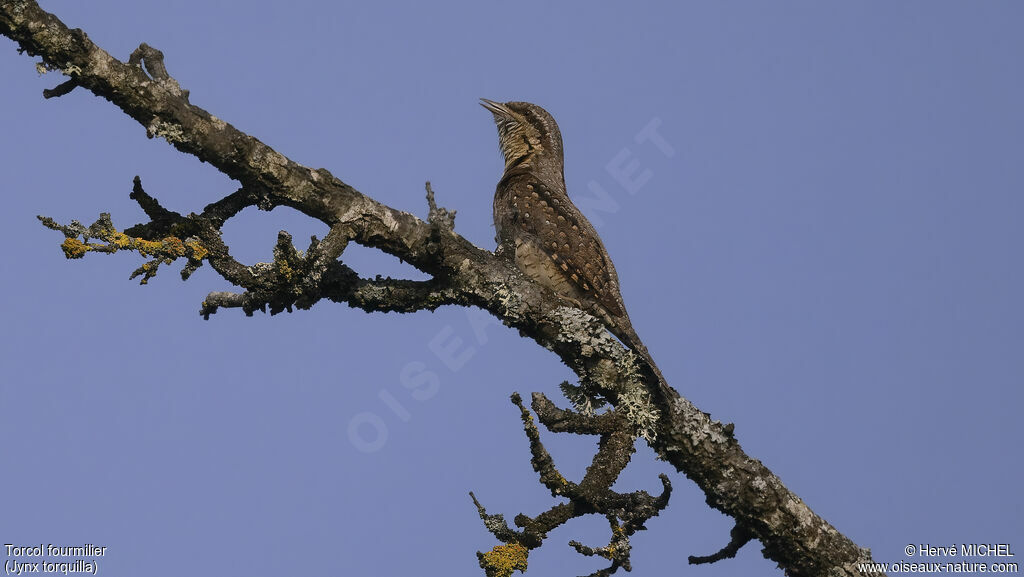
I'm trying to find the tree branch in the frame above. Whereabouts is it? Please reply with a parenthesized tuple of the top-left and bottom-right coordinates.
(1, 2, 882, 575)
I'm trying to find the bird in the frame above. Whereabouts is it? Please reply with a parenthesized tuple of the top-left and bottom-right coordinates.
(481, 99, 669, 399)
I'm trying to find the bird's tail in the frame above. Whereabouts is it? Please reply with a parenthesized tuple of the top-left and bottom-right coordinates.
(609, 320, 676, 408)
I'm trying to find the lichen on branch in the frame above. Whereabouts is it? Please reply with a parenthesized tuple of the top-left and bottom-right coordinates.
(38, 212, 207, 284)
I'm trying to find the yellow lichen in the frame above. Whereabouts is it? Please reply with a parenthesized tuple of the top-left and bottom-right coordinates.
(161, 236, 185, 257)
(480, 543, 528, 577)
(47, 216, 201, 281)
(185, 240, 208, 260)
(61, 238, 89, 259)
(111, 232, 132, 248)
(277, 260, 295, 281)
(135, 238, 164, 256)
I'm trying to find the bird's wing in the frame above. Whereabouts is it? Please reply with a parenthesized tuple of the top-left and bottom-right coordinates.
(501, 172, 625, 318)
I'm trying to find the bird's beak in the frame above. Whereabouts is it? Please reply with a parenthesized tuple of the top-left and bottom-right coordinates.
(480, 98, 510, 117)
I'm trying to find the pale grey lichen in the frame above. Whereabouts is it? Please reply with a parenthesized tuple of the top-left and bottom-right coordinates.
(552, 306, 607, 342)
(671, 396, 731, 445)
(559, 381, 606, 416)
(551, 306, 660, 440)
(494, 285, 518, 316)
(617, 383, 659, 442)
(614, 349, 643, 384)
(146, 118, 185, 143)
(751, 476, 768, 492)
(248, 262, 275, 276)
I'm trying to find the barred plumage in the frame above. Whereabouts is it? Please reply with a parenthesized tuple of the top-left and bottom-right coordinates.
(481, 99, 662, 386)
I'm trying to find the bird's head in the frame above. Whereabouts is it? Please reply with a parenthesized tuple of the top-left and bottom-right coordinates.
(481, 99, 564, 172)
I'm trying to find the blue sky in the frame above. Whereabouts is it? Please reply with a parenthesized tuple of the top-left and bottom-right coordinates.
(1, 2, 1021, 575)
